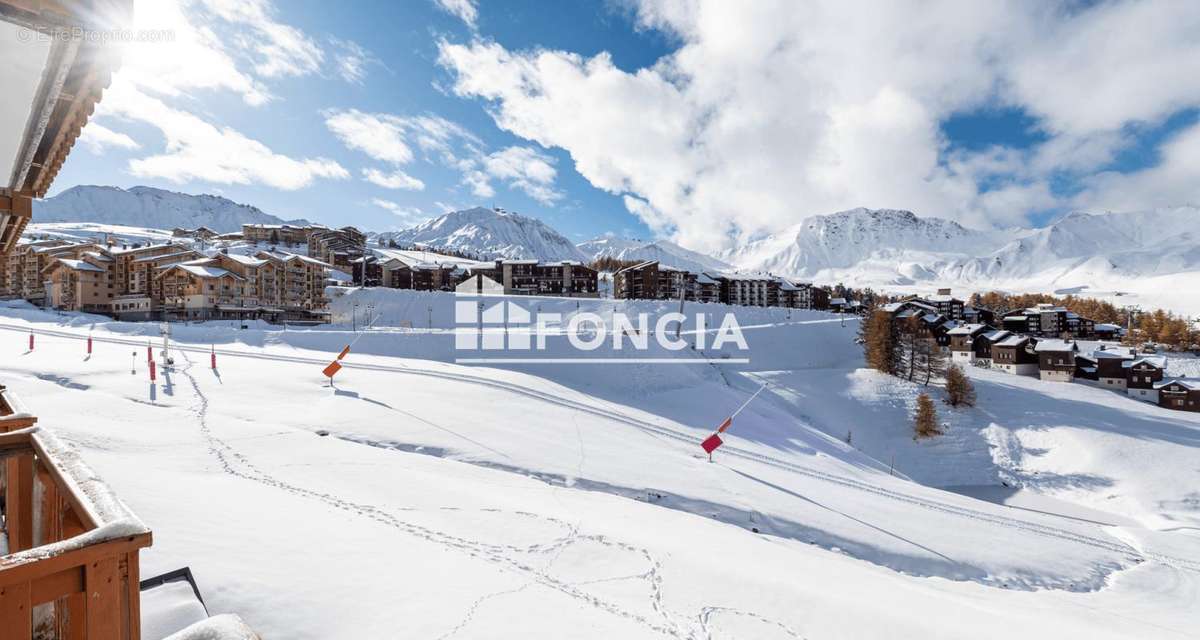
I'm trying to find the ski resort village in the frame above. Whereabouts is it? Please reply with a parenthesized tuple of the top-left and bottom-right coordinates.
(2, 1, 1200, 639)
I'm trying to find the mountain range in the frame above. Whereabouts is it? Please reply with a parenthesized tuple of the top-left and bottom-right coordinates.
(35, 185, 306, 233)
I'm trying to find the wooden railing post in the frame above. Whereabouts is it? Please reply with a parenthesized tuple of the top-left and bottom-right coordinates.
(6, 453, 34, 552)
(86, 557, 120, 638)
(0, 581, 33, 640)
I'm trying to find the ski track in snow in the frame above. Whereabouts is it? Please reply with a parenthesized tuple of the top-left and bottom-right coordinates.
(9, 322, 1200, 577)
(170, 348, 793, 639)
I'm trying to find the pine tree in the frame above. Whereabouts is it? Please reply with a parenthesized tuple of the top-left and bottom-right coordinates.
(944, 363, 976, 407)
(896, 316, 922, 381)
(913, 393, 941, 438)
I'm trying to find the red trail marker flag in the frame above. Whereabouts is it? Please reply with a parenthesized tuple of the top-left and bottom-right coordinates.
(701, 433, 723, 454)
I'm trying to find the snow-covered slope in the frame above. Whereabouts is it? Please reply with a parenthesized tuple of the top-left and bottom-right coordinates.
(578, 235, 732, 272)
(1, 295, 1198, 638)
(379, 207, 588, 262)
(726, 206, 1200, 313)
(34, 185, 306, 233)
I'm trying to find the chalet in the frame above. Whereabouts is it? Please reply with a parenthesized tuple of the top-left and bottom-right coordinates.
(1074, 353, 1099, 381)
(242, 223, 315, 246)
(1094, 323, 1124, 340)
(829, 297, 848, 313)
(992, 335, 1039, 375)
(971, 329, 1011, 366)
(961, 305, 996, 326)
(946, 323, 989, 364)
(1092, 345, 1137, 389)
(1127, 355, 1168, 402)
(881, 299, 938, 318)
(156, 263, 247, 320)
(1156, 379, 1200, 412)
(1035, 339, 1079, 382)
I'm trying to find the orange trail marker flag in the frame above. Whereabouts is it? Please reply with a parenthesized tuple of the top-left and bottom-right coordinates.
(322, 360, 343, 379)
(337, 345, 351, 360)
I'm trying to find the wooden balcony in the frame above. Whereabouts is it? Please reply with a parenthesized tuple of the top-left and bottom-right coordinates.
(0, 385, 152, 640)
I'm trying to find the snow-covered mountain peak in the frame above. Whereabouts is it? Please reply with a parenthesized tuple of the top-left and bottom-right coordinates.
(577, 235, 733, 272)
(380, 207, 588, 262)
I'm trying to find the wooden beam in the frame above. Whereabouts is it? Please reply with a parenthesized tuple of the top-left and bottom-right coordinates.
(85, 556, 119, 639)
(0, 534, 152, 587)
(0, 581, 32, 640)
(30, 566, 83, 605)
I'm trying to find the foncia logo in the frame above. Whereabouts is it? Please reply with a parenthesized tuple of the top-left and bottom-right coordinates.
(454, 295, 749, 364)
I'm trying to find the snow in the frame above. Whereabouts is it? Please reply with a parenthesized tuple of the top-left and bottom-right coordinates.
(161, 615, 258, 640)
(34, 185, 306, 233)
(0, 295, 1198, 638)
(378, 207, 587, 262)
(55, 258, 106, 272)
(142, 581, 209, 640)
(578, 236, 733, 273)
(724, 206, 1200, 315)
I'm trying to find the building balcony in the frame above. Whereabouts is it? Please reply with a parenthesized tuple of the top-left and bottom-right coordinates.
(0, 385, 152, 639)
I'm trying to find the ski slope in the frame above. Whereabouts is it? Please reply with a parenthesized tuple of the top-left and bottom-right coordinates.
(0, 295, 1197, 638)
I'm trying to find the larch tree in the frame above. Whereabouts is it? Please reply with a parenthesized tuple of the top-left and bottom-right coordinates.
(944, 363, 976, 407)
(913, 393, 941, 438)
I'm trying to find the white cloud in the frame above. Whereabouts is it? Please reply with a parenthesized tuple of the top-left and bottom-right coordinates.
(331, 38, 375, 84)
(117, 0, 272, 105)
(363, 167, 426, 191)
(438, 0, 1200, 252)
(372, 198, 431, 226)
(100, 78, 348, 190)
(435, 0, 478, 30)
(325, 109, 417, 165)
(78, 122, 141, 154)
(479, 146, 563, 205)
(1073, 121, 1200, 211)
(198, 0, 324, 78)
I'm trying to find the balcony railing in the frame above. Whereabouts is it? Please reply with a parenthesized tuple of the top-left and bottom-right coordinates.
(0, 385, 152, 639)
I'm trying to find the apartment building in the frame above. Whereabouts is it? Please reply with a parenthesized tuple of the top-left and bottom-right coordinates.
(43, 253, 114, 313)
(242, 223, 315, 246)
(308, 226, 367, 269)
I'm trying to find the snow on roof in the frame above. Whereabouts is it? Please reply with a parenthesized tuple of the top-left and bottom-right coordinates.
(1090, 346, 1136, 359)
(1155, 378, 1200, 391)
(83, 251, 113, 262)
(830, 297, 847, 304)
(981, 330, 1011, 342)
(995, 335, 1029, 348)
(946, 323, 987, 335)
(1095, 323, 1123, 331)
(54, 258, 105, 272)
(220, 253, 267, 266)
(695, 273, 719, 285)
(924, 294, 960, 302)
(1003, 315, 1030, 321)
(132, 250, 195, 263)
(166, 264, 245, 280)
(1131, 355, 1168, 369)
(1034, 339, 1076, 352)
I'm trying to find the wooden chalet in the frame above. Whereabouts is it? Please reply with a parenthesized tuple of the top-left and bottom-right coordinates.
(1034, 339, 1078, 382)
(1156, 379, 1200, 412)
(992, 335, 1038, 376)
(919, 288, 965, 320)
(946, 323, 989, 365)
(1092, 345, 1136, 390)
(1127, 355, 1167, 403)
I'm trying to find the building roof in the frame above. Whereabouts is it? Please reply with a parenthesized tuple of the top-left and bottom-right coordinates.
(1094, 323, 1123, 332)
(1090, 345, 1136, 359)
(132, 250, 197, 264)
(1034, 339, 1077, 353)
(53, 258, 106, 273)
(1130, 355, 1168, 369)
(946, 323, 987, 336)
(161, 264, 244, 280)
(980, 329, 1011, 342)
(1155, 378, 1200, 391)
(995, 335, 1030, 348)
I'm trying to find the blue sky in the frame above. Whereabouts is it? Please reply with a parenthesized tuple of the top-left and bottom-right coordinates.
(57, 0, 1200, 251)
